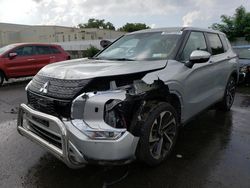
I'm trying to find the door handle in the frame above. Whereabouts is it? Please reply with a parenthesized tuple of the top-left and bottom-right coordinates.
(27, 59, 35, 61)
(50, 56, 55, 59)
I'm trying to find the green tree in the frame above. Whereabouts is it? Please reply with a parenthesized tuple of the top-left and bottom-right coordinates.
(78, 18, 115, 30)
(84, 45, 100, 57)
(119, 23, 150, 32)
(212, 6, 250, 41)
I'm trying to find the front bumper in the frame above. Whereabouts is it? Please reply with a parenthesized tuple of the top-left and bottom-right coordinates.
(239, 72, 246, 83)
(17, 104, 139, 168)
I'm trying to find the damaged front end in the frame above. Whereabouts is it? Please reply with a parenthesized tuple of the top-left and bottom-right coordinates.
(17, 70, 169, 167)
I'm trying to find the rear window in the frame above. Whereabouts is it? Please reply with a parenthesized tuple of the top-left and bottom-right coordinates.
(207, 33, 224, 55)
(35, 46, 52, 55)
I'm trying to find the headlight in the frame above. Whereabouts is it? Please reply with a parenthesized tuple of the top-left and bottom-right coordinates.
(25, 80, 32, 91)
(72, 119, 125, 140)
(240, 66, 248, 73)
(83, 130, 124, 140)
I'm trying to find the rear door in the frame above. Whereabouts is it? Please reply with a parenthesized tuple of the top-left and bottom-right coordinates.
(4, 45, 37, 77)
(205, 33, 229, 99)
(34, 45, 53, 72)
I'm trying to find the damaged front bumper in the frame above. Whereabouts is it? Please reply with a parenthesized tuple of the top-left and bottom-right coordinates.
(17, 104, 139, 168)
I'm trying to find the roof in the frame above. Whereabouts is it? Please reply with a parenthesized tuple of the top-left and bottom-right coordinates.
(0, 42, 61, 49)
(129, 27, 225, 35)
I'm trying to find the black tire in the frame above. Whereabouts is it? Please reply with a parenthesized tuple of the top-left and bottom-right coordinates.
(218, 76, 236, 111)
(0, 72, 4, 86)
(135, 101, 179, 166)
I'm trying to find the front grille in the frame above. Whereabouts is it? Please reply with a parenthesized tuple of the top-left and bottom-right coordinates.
(27, 91, 71, 118)
(28, 75, 91, 99)
(28, 121, 62, 149)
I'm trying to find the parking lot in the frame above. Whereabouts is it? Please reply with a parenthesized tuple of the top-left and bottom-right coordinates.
(0, 80, 250, 188)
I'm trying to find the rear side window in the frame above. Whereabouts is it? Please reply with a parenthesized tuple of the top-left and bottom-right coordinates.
(220, 34, 229, 51)
(207, 33, 224, 55)
(50, 46, 61, 54)
(35, 46, 52, 55)
(13, 46, 35, 56)
(180, 32, 207, 61)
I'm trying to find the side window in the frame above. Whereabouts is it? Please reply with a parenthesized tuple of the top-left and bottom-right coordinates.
(180, 32, 207, 61)
(13, 46, 34, 56)
(50, 46, 61, 54)
(207, 33, 224, 55)
(35, 46, 52, 55)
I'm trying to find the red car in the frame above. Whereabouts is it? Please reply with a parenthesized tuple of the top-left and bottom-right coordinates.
(0, 43, 70, 86)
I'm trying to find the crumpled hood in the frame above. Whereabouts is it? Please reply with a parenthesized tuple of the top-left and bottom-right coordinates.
(38, 58, 168, 80)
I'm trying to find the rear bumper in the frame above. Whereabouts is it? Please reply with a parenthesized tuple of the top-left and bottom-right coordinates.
(17, 104, 139, 168)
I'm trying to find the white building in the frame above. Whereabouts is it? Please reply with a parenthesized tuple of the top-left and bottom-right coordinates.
(0, 22, 125, 47)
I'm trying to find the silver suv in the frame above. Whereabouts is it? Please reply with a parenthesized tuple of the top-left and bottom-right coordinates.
(17, 27, 238, 168)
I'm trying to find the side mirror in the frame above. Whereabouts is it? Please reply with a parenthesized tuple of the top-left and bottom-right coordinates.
(185, 50, 211, 68)
(8, 52, 17, 59)
(100, 40, 111, 49)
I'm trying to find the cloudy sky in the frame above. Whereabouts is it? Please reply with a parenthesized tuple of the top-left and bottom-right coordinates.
(0, 0, 249, 29)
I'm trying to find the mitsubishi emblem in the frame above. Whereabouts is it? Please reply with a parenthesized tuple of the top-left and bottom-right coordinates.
(39, 82, 49, 94)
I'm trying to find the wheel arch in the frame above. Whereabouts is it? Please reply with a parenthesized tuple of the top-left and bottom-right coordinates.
(230, 70, 238, 83)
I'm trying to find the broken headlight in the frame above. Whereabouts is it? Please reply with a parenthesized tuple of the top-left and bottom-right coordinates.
(240, 66, 248, 73)
(104, 99, 127, 129)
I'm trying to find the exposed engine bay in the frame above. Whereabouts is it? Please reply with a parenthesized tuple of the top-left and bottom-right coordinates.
(71, 77, 170, 136)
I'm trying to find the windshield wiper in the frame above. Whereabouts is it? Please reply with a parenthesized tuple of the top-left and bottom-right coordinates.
(108, 58, 135, 61)
(88, 57, 101, 60)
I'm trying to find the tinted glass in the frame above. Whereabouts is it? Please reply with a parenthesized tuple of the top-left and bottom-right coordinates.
(35, 46, 52, 55)
(207, 33, 224, 55)
(180, 32, 207, 61)
(13, 46, 34, 56)
(50, 46, 61, 54)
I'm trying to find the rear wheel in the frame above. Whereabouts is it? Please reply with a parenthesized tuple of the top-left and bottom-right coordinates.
(218, 76, 236, 111)
(136, 101, 179, 166)
(0, 72, 4, 86)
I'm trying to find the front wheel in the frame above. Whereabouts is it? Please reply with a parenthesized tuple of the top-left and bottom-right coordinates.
(218, 76, 236, 111)
(136, 101, 179, 166)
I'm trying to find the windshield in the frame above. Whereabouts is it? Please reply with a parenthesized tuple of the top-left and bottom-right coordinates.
(96, 32, 181, 61)
(0, 44, 17, 55)
(234, 47, 250, 59)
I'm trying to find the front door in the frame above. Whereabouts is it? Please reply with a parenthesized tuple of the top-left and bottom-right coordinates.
(4, 45, 37, 77)
(179, 31, 219, 121)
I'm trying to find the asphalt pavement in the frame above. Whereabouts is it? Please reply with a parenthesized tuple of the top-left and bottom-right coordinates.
(0, 79, 250, 188)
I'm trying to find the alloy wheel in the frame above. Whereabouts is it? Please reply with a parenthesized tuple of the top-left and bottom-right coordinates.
(149, 111, 177, 159)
